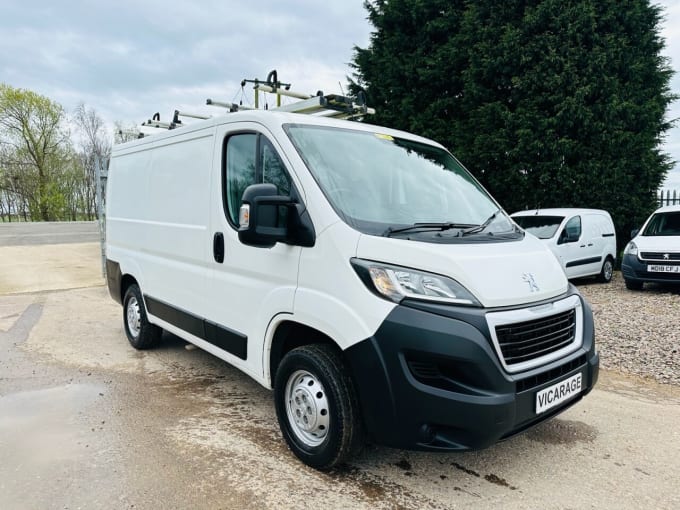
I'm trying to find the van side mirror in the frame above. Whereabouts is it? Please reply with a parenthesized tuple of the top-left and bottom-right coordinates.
(238, 183, 315, 248)
(630, 228, 639, 239)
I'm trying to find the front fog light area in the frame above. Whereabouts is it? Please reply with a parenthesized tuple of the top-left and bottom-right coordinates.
(352, 258, 480, 306)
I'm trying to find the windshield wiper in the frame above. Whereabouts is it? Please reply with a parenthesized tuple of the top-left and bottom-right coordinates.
(461, 209, 501, 236)
(384, 222, 476, 237)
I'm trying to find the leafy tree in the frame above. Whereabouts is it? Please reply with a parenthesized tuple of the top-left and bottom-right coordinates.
(0, 84, 71, 220)
(351, 0, 676, 245)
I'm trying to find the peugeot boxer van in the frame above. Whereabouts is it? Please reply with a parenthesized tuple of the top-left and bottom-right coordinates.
(622, 204, 680, 290)
(106, 109, 599, 470)
(511, 209, 616, 283)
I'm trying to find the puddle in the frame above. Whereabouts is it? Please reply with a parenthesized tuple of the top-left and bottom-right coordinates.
(0, 383, 105, 465)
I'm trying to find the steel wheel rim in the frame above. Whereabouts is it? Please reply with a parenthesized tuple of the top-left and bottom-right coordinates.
(604, 260, 613, 281)
(284, 370, 330, 447)
(126, 296, 141, 338)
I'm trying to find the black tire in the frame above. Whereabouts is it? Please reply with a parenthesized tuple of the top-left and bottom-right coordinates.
(274, 344, 363, 470)
(597, 257, 614, 283)
(624, 279, 643, 291)
(123, 284, 162, 349)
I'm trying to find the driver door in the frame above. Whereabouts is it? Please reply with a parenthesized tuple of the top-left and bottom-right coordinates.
(205, 123, 303, 376)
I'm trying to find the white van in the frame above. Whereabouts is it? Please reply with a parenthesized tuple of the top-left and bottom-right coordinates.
(622, 204, 680, 290)
(106, 106, 598, 470)
(511, 209, 617, 282)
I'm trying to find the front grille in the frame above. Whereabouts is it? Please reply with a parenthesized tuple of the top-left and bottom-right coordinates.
(516, 354, 587, 392)
(640, 252, 680, 261)
(495, 309, 576, 366)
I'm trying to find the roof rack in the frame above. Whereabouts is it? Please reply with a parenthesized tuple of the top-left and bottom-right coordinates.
(132, 70, 374, 138)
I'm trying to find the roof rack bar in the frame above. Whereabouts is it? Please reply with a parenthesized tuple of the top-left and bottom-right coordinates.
(253, 84, 311, 101)
(206, 99, 256, 112)
(175, 110, 211, 120)
(142, 119, 173, 129)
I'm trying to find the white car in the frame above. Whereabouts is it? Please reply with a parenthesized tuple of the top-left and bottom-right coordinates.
(511, 208, 617, 282)
(622, 204, 680, 290)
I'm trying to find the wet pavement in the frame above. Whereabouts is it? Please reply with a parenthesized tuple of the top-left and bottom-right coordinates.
(1, 230, 679, 509)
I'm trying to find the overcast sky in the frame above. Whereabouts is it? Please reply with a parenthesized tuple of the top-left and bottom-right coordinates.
(1, 0, 679, 189)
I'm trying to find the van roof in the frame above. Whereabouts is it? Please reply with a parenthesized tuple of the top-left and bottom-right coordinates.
(510, 208, 612, 218)
(654, 204, 680, 213)
(112, 109, 445, 154)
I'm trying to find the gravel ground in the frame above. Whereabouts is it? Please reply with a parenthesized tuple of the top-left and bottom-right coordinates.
(576, 272, 680, 386)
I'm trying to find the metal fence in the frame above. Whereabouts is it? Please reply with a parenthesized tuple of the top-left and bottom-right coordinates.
(658, 189, 679, 207)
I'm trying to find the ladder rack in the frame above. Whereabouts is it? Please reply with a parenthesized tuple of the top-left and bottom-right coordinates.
(131, 70, 374, 138)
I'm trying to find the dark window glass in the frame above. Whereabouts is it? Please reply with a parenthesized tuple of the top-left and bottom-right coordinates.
(226, 134, 257, 225)
(261, 139, 291, 197)
(563, 216, 582, 242)
(225, 134, 292, 226)
(643, 211, 680, 236)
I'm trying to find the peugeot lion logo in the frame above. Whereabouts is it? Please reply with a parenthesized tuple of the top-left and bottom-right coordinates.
(522, 273, 540, 293)
(664, 253, 670, 260)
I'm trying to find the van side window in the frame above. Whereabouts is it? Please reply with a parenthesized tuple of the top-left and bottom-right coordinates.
(224, 134, 292, 226)
(261, 138, 291, 197)
(226, 134, 257, 225)
(560, 216, 582, 243)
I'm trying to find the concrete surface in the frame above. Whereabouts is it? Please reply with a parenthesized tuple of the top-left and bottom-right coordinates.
(1, 224, 679, 509)
(0, 242, 103, 294)
(0, 221, 99, 246)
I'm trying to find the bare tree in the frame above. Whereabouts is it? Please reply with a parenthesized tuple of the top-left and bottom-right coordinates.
(73, 103, 111, 220)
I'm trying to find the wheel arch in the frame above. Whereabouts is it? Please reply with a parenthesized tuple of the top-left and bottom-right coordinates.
(267, 319, 342, 388)
(120, 274, 138, 303)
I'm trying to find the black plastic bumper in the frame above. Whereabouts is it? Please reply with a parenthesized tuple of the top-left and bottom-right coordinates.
(621, 253, 680, 285)
(344, 289, 598, 451)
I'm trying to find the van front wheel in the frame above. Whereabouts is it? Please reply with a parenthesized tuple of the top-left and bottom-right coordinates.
(123, 284, 162, 349)
(598, 257, 614, 283)
(274, 344, 362, 470)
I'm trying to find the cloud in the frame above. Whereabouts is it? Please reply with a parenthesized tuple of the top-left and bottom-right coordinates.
(0, 0, 678, 188)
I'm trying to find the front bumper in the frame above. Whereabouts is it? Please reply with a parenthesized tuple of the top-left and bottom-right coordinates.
(621, 253, 680, 285)
(344, 289, 598, 451)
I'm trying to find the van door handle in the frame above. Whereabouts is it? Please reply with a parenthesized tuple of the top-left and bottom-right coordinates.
(213, 232, 224, 263)
(579, 244, 586, 248)
(587, 243, 593, 247)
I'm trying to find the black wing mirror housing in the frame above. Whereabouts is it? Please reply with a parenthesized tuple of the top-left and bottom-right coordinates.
(238, 183, 315, 248)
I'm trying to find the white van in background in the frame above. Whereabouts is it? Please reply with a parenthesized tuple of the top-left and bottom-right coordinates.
(622, 204, 680, 290)
(106, 100, 599, 470)
(511, 209, 617, 282)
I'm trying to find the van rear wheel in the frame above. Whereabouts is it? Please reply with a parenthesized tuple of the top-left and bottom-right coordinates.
(274, 344, 363, 470)
(123, 284, 162, 349)
(598, 257, 614, 283)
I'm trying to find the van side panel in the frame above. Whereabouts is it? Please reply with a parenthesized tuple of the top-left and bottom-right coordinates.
(107, 131, 215, 317)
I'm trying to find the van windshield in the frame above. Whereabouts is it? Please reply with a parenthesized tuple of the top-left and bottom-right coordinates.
(642, 211, 680, 236)
(513, 215, 565, 239)
(285, 124, 515, 238)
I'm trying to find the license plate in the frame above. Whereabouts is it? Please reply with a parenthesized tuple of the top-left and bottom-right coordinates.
(648, 265, 680, 273)
(536, 373, 582, 414)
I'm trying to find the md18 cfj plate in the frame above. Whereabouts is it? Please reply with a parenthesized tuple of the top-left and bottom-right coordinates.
(647, 265, 680, 273)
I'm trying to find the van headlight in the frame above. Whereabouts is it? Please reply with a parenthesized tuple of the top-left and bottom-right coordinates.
(351, 258, 481, 306)
(624, 241, 638, 256)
